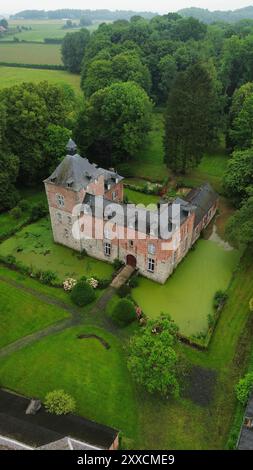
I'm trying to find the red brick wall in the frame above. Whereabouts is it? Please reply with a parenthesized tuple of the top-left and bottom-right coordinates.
(45, 182, 85, 214)
(105, 182, 124, 203)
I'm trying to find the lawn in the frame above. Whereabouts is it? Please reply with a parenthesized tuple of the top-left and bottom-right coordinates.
(0, 66, 81, 94)
(0, 217, 114, 282)
(119, 112, 167, 182)
(0, 325, 138, 441)
(124, 188, 159, 206)
(0, 43, 62, 65)
(0, 187, 46, 238)
(179, 149, 229, 193)
(0, 278, 69, 348)
(132, 239, 240, 337)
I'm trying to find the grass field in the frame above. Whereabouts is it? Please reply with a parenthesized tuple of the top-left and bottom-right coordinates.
(0, 325, 138, 440)
(0, 66, 81, 93)
(0, 217, 114, 282)
(0, 42, 62, 65)
(0, 19, 100, 42)
(0, 279, 69, 348)
(132, 239, 240, 337)
(124, 188, 159, 205)
(0, 187, 46, 238)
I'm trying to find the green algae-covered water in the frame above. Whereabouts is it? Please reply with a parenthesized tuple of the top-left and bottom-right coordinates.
(132, 239, 240, 337)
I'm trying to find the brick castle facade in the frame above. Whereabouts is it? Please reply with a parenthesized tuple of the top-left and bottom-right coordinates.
(44, 140, 218, 284)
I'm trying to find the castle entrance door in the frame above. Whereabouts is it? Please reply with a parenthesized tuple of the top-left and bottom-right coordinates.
(126, 254, 137, 268)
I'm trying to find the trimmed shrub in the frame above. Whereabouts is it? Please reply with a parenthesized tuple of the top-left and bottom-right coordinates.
(30, 202, 48, 221)
(10, 206, 22, 219)
(113, 258, 123, 271)
(39, 270, 57, 285)
(45, 390, 76, 415)
(117, 284, 131, 298)
(98, 279, 111, 289)
(129, 275, 139, 288)
(111, 298, 136, 327)
(235, 373, 253, 405)
(71, 280, 96, 306)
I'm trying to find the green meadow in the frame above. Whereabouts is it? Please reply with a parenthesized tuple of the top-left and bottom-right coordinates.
(0, 42, 62, 65)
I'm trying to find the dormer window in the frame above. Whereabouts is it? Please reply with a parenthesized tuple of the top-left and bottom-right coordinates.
(107, 184, 111, 190)
(56, 194, 64, 207)
(50, 177, 56, 183)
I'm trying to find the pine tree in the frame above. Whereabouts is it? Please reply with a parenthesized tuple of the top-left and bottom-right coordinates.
(164, 63, 218, 174)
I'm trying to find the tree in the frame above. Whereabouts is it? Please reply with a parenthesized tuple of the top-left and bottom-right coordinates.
(82, 52, 151, 97)
(0, 103, 19, 211)
(223, 148, 253, 204)
(45, 390, 76, 415)
(229, 89, 253, 150)
(0, 19, 8, 29)
(80, 16, 92, 27)
(111, 298, 136, 327)
(71, 280, 96, 306)
(1, 82, 74, 185)
(74, 81, 152, 166)
(235, 373, 253, 405)
(157, 54, 177, 103)
(61, 29, 90, 73)
(127, 314, 180, 397)
(164, 63, 219, 173)
(225, 197, 253, 247)
(44, 124, 72, 172)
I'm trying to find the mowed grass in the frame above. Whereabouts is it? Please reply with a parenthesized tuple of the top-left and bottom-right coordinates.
(0, 43, 62, 65)
(119, 112, 167, 182)
(0, 217, 114, 282)
(180, 149, 229, 193)
(0, 187, 46, 236)
(124, 188, 159, 206)
(0, 66, 81, 94)
(132, 239, 240, 337)
(0, 325, 138, 440)
(0, 279, 69, 348)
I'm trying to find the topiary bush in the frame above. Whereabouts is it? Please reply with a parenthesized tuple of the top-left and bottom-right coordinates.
(113, 258, 124, 271)
(45, 389, 76, 415)
(235, 372, 253, 405)
(111, 298, 136, 327)
(98, 278, 111, 289)
(117, 284, 131, 298)
(18, 199, 30, 212)
(71, 280, 96, 306)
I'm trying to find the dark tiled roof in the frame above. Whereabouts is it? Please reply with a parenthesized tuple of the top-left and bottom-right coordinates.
(0, 389, 118, 449)
(82, 193, 193, 238)
(238, 394, 253, 450)
(185, 183, 218, 227)
(44, 154, 123, 191)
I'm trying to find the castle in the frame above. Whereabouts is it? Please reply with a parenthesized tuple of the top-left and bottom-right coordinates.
(44, 139, 218, 284)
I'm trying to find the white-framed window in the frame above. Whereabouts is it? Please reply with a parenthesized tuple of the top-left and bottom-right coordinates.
(147, 257, 155, 273)
(64, 228, 69, 238)
(104, 241, 111, 256)
(148, 243, 156, 255)
(67, 215, 72, 225)
(129, 240, 134, 247)
(57, 212, 62, 223)
(56, 194, 64, 207)
(112, 191, 117, 200)
(172, 250, 177, 264)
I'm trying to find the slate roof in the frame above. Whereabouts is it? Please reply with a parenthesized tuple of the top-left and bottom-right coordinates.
(185, 183, 218, 228)
(237, 394, 253, 450)
(83, 193, 194, 238)
(0, 389, 118, 450)
(44, 154, 123, 191)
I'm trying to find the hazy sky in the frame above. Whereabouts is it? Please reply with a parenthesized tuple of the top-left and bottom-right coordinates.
(1, 1, 253, 15)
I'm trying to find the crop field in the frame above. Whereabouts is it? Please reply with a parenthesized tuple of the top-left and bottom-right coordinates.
(0, 19, 100, 42)
(0, 42, 62, 65)
(0, 66, 81, 93)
